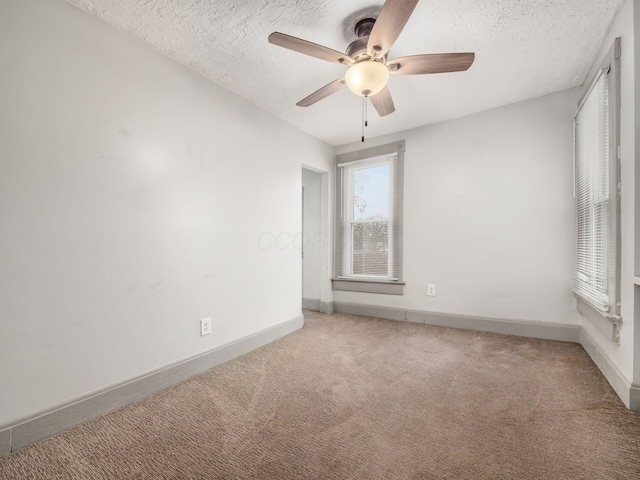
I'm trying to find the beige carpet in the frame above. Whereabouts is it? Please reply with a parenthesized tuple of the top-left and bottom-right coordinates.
(1, 311, 640, 479)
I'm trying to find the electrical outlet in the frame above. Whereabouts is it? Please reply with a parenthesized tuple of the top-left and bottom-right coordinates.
(200, 317, 212, 336)
(427, 284, 436, 297)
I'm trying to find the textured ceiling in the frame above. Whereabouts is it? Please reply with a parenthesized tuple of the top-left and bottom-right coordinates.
(65, 0, 625, 146)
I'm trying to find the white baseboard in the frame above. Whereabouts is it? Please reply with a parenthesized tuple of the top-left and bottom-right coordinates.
(333, 302, 581, 343)
(0, 429, 10, 457)
(0, 315, 304, 457)
(630, 383, 640, 412)
(320, 301, 333, 314)
(302, 298, 321, 311)
(302, 299, 333, 314)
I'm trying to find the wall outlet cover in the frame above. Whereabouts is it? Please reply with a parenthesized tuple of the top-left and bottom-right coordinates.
(200, 317, 212, 336)
(427, 284, 436, 297)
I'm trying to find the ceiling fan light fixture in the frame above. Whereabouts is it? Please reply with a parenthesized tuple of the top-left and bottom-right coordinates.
(345, 61, 389, 97)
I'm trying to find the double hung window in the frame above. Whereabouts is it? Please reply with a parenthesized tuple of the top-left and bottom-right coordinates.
(334, 141, 404, 294)
(573, 39, 621, 335)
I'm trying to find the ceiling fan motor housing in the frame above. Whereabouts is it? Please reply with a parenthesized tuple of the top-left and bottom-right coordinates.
(346, 18, 385, 63)
(346, 37, 369, 61)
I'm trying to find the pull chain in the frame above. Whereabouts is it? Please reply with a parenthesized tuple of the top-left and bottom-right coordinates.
(361, 96, 368, 143)
(365, 96, 368, 128)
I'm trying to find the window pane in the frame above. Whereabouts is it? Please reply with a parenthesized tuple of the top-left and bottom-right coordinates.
(353, 165, 390, 221)
(351, 221, 388, 276)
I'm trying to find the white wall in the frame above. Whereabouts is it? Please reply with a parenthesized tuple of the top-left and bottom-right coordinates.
(335, 89, 581, 326)
(302, 168, 322, 302)
(579, 0, 636, 386)
(0, 0, 333, 426)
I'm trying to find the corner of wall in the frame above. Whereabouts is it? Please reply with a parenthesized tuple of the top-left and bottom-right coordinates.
(579, 327, 632, 408)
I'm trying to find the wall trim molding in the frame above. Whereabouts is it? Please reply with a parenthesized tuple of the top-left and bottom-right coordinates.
(333, 302, 581, 343)
(320, 301, 334, 314)
(0, 315, 304, 457)
(302, 298, 321, 312)
(0, 429, 10, 457)
(630, 383, 640, 412)
(579, 328, 636, 411)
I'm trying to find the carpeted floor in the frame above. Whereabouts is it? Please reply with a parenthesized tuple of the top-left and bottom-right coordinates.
(1, 311, 640, 479)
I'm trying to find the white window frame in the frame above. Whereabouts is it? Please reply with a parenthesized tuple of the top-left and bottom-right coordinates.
(573, 38, 622, 343)
(333, 141, 404, 295)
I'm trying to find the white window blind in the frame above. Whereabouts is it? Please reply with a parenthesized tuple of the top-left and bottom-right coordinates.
(336, 153, 401, 281)
(574, 70, 611, 312)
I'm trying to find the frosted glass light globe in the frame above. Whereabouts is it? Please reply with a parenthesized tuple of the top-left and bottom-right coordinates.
(345, 61, 389, 97)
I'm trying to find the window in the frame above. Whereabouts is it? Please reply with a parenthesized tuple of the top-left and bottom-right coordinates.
(334, 141, 404, 295)
(573, 39, 621, 332)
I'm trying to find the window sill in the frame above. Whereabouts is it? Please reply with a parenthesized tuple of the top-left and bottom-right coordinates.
(332, 278, 405, 295)
(575, 295, 622, 344)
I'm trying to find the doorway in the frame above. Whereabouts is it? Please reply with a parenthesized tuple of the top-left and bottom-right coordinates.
(302, 168, 323, 311)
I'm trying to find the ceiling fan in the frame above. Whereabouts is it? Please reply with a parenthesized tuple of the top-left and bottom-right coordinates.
(268, 0, 475, 118)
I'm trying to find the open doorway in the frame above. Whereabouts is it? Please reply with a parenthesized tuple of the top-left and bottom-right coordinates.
(302, 168, 323, 312)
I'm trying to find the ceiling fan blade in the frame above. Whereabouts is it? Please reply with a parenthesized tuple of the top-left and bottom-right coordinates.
(269, 32, 352, 66)
(367, 0, 419, 58)
(388, 53, 475, 75)
(370, 86, 395, 116)
(297, 78, 346, 107)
